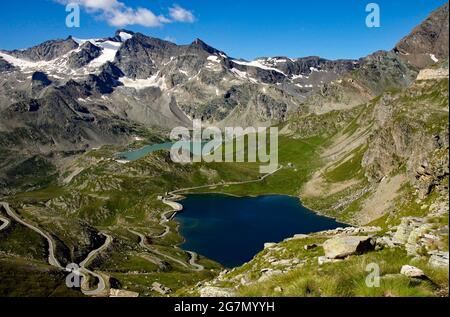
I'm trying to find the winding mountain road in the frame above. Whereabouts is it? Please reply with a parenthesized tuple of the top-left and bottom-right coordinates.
(1, 201, 111, 296)
(78, 233, 112, 296)
(0, 202, 63, 269)
(129, 229, 196, 270)
(187, 251, 204, 272)
(0, 216, 10, 232)
(154, 210, 177, 239)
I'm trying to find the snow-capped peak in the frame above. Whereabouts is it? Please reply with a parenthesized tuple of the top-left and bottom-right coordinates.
(118, 31, 134, 42)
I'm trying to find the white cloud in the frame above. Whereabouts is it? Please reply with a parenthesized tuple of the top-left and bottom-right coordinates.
(57, 0, 195, 27)
(169, 5, 196, 23)
(107, 7, 168, 27)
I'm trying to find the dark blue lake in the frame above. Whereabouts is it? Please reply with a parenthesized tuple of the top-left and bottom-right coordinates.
(176, 194, 348, 267)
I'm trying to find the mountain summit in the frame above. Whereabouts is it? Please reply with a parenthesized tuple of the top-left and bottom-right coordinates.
(394, 2, 449, 68)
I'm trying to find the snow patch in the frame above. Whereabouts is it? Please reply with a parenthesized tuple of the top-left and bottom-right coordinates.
(430, 54, 439, 63)
(72, 38, 122, 69)
(87, 40, 122, 69)
(119, 74, 167, 90)
(207, 55, 220, 63)
(1, 37, 123, 77)
(230, 68, 258, 83)
(179, 69, 189, 76)
(118, 32, 133, 42)
(291, 74, 305, 80)
(231, 59, 286, 75)
(0, 49, 78, 75)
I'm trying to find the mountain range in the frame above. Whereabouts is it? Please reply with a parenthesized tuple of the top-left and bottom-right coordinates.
(0, 5, 447, 158)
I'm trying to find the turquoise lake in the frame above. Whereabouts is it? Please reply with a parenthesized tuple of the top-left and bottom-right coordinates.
(118, 142, 174, 161)
(176, 194, 348, 268)
(118, 142, 210, 161)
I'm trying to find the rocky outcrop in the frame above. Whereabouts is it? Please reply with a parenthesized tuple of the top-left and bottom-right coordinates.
(362, 76, 449, 189)
(417, 68, 449, 80)
(322, 236, 375, 259)
(392, 210, 449, 258)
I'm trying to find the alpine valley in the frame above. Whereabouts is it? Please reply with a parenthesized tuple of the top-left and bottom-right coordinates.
(0, 2, 448, 297)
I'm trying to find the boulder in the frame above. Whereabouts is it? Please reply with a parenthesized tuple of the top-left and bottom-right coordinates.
(323, 236, 375, 259)
(428, 251, 449, 268)
(274, 286, 283, 293)
(304, 243, 318, 250)
(400, 265, 426, 278)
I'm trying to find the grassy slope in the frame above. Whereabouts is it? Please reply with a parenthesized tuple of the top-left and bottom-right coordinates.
(190, 136, 327, 196)
(181, 232, 447, 297)
(0, 257, 82, 297)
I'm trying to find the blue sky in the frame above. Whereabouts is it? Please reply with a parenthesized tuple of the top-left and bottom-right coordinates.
(0, 0, 447, 60)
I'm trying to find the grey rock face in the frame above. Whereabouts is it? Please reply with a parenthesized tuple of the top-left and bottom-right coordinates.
(68, 41, 102, 69)
(258, 269, 283, 282)
(32, 71, 52, 86)
(82, 62, 124, 94)
(84, 72, 121, 95)
(114, 33, 177, 79)
(31, 71, 52, 96)
(395, 2, 449, 68)
(0, 57, 14, 72)
(361, 73, 448, 187)
(356, 51, 418, 96)
(265, 56, 358, 78)
(0, 85, 134, 156)
(7, 37, 79, 61)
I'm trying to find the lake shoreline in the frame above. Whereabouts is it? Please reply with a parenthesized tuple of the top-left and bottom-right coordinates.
(171, 193, 349, 267)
